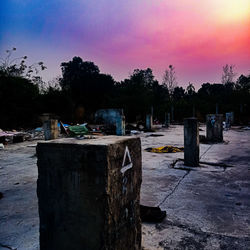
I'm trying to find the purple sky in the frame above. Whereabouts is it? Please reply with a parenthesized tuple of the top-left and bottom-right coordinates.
(1, 0, 250, 88)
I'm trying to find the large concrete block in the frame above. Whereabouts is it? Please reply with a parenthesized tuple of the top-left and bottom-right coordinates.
(184, 118, 199, 167)
(95, 109, 123, 125)
(165, 113, 170, 128)
(116, 115, 125, 136)
(39, 113, 55, 124)
(95, 109, 125, 136)
(37, 136, 142, 250)
(206, 114, 223, 142)
(226, 112, 234, 128)
(43, 119, 58, 140)
(146, 114, 152, 130)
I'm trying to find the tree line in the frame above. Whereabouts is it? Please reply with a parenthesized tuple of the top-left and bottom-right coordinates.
(0, 49, 249, 129)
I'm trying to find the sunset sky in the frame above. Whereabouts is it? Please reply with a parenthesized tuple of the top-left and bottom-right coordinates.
(0, 0, 250, 88)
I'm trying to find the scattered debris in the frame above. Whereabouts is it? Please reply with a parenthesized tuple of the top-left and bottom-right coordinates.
(0, 128, 44, 144)
(0, 131, 26, 144)
(146, 134, 164, 137)
(12, 134, 24, 143)
(59, 121, 69, 135)
(126, 122, 145, 132)
(0, 143, 4, 150)
(0, 192, 3, 199)
(126, 124, 137, 131)
(199, 135, 206, 143)
(140, 205, 166, 223)
(130, 130, 141, 135)
(75, 135, 96, 140)
(145, 145, 184, 153)
(68, 124, 88, 136)
(137, 122, 145, 130)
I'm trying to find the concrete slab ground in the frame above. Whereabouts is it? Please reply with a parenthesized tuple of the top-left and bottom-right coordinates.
(0, 125, 250, 250)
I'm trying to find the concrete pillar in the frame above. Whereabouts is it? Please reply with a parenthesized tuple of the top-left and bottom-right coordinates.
(206, 114, 223, 142)
(225, 112, 232, 129)
(165, 113, 170, 127)
(226, 112, 234, 125)
(216, 103, 219, 114)
(231, 112, 234, 124)
(184, 118, 199, 167)
(37, 136, 142, 250)
(43, 119, 58, 140)
(171, 105, 174, 122)
(116, 115, 125, 136)
(146, 114, 153, 130)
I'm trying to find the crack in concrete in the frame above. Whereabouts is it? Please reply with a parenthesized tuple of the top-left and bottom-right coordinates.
(198, 160, 234, 168)
(157, 161, 190, 206)
(200, 144, 213, 160)
(177, 158, 234, 172)
(157, 219, 250, 249)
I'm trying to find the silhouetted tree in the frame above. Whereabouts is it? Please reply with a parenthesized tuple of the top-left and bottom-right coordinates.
(129, 68, 156, 88)
(162, 65, 177, 98)
(1, 48, 250, 128)
(222, 64, 236, 84)
(59, 56, 115, 120)
(0, 47, 46, 80)
(0, 48, 47, 128)
(112, 68, 157, 121)
(186, 83, 195, 96)
(60, 57, 100, 91)
(236, 74, 250, 90)
(0, 75, 40, 129)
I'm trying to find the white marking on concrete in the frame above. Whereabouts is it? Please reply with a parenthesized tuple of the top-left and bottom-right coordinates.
(121, 146, 133, 174)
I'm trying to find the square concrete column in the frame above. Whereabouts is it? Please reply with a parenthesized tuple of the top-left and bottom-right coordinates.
(146, 114, 152, 130)
(216, 103, 219, 114)
(116, 115, 126, 136)
(165, 113, 170, 128)
(231, 112, 234, 124)
(225, 113, 231, 129)
(184, 118, 199, 167)
(206, 114, 223, 142)
(225, 112, 234, 128)
(43, 119, 58, 140)
(37, 136, 142, 250)
(171, 105, 174, 122)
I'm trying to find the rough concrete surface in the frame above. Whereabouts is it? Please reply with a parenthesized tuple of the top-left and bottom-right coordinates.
(37, 137, 141, 250)
(0, 125, 250, 250)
